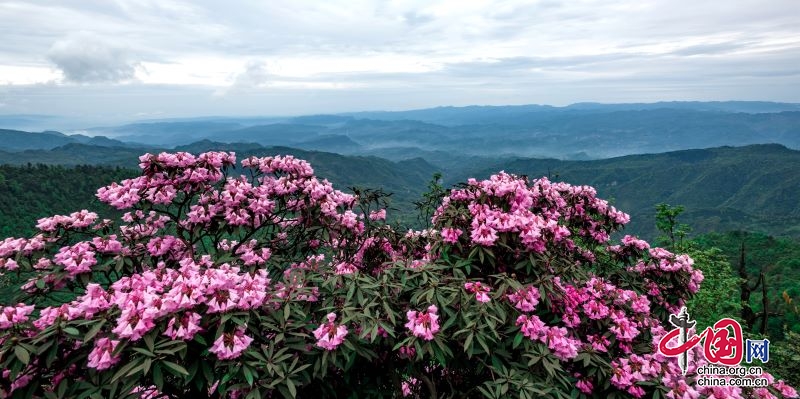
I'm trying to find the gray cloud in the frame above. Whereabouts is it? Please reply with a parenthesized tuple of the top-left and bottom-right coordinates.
(670, 42, 752, 57)
(47, 33, 139, 83)
(0, 0, 798, 121)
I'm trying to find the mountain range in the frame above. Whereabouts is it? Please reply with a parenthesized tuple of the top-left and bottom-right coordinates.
(4, 101, 800, 160)
(2, 101, 800, 239)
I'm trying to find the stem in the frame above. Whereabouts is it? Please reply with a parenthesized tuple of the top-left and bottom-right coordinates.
(420, 374, 438, 399)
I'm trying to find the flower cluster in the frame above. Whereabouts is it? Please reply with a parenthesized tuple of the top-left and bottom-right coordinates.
(405, 305, 440, 341)
(313, 313, 348, 350)
(87, 338, 121, 370)
(434, 173, 629, 256)
(0, 304, 34, 329)
(209, 327, 254, 360)
(464, 282, 491, 303)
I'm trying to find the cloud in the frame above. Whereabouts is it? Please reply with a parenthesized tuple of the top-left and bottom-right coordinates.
(47, 32, 140, 83)
(230, 60, 274, 89)
(0, 0, 797, 117)
(670, 42, 751, 57)
(213, 60, 276, 96)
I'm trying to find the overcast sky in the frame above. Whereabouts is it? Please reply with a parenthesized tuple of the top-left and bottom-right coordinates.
(0, 0, 798, 122)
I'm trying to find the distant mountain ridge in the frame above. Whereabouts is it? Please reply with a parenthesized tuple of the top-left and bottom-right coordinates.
(0, 128, 138, 151)
(50, 101, 798, 159)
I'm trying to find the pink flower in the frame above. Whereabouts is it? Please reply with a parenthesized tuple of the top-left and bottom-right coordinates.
(610, 315, 640, 341)
(516, 314, 547, 341)
(131, 385, 161, 399)
(405, 305, 440, 341)
(0, 304, 35, 329)
(583, 301, 610, 320)
(54, 242, 97, 276)
(440, 227, 462, 244)
(627, 385, 645, 398)
(621, 235, 650, 250)
(464, 282, 491, 303)
(164, 312, 203, 340)
(87, 337, 120, 370)
(369, 209, 387, 221)
(508, 286, 540, 312)
(588, 334, 610, 352)
(401, 377, 419, 397)
(470, 224, 498, 246)
(313, 313, 348, 351)
(335, 262, 358, 275)
(545, 326, 580, 361)
(209, 327, 253, 360)
(774, 380, 798, 398)
(576, 378, 593, 394)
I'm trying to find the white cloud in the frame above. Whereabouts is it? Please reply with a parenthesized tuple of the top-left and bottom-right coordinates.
(47, 32, 140, 83)
(0, 0, 797, 119)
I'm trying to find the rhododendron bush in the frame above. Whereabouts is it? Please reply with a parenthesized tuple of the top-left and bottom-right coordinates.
(0, 151, 796, 398)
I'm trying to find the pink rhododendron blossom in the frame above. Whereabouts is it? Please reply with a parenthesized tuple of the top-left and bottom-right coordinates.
(405, 305, 440, 340)
(773, 381, 798, 398)
(440, 227, 462, 244)
(576, 378, 594, 394)
(164, 312, 203, 340)
(464, 282, 491, 303)
(0, 303, 35, 329)
(87, 337, 120, 370)
(369, 209, 387, 221)
(53, 242, 97, 276)
(131, 385, 162, 399)
(210, 327, 253, 360)
(508, 286, 540, 312)
(401, 377, 419, 397)
(313, 313, 348, 350)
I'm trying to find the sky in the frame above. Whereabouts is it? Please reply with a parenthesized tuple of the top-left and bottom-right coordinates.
(0, 0, 799, 123)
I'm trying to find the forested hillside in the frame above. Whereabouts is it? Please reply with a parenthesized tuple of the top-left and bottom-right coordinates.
(0, 164, 135, 237)
(694, 231, 800, 336)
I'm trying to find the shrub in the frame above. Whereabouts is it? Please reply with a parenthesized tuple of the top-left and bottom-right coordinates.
(0, 151, 795, 398)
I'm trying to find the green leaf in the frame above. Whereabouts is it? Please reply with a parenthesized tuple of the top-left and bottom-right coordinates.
(14, 346, 30, 364)
(63, 327, 80, 337)
(162, 360, 190, 376)
(286, 379, 297, 398)
(111, 360, 141, 382)
(131, 347, 155, 357)
(243, 366, 254, 386)
(512, 333, 524, 349)
(83, 320, 106, 342)
(153, 364, 164, 391)
(464, 332, 474, 353)
(144, 333, 155, 352)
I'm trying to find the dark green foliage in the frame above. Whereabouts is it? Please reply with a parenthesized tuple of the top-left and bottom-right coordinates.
(693, 231, 800, 337)
(0, 164, 136, 237)
(771, 330, 800, 387)
(655, 203, 691, 248)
